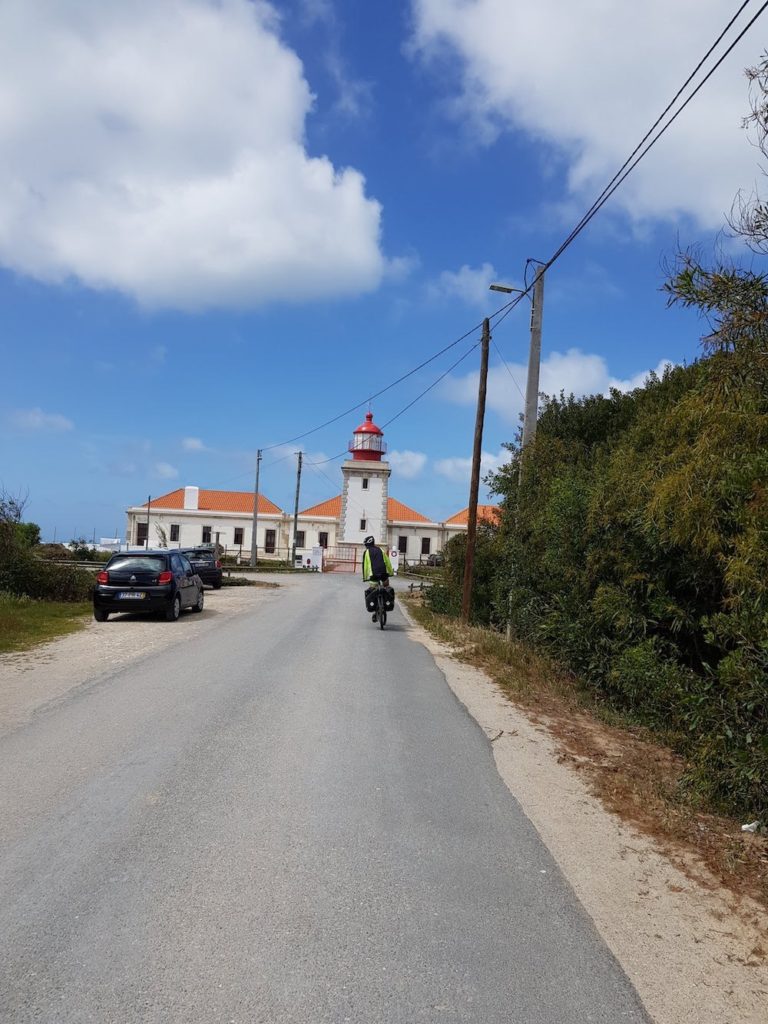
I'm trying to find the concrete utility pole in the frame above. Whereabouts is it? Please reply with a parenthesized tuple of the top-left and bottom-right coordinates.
(249, 449, 262, 567)
(461, 318, 490, 624)
(291, 451, 303, 567)
(522, 265, 545, 448)
(145, 495, 151, 550)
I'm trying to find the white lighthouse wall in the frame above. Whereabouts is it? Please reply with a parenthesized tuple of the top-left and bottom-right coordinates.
(340, 461, 390, 545)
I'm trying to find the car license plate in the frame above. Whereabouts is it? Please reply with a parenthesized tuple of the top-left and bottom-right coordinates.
(117, 591, 146, 599)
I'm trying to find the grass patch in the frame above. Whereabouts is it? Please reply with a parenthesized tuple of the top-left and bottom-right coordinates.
(406, 596, 768, 910)
(0, 592, 91, 654)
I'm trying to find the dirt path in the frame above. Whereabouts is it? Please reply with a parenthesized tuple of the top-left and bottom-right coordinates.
(405, 613, 768, 1024)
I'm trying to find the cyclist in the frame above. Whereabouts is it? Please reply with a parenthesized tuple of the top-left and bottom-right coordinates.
(362, 536, 393, 622)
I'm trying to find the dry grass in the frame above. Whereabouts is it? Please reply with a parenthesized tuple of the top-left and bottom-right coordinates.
(406, 596, 768, 912)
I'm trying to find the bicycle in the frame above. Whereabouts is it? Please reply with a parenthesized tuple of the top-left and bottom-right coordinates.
(371, 578, 389, 630)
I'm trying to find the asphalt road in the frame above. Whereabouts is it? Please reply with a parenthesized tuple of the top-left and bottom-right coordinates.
(0, 575, 649, 1023)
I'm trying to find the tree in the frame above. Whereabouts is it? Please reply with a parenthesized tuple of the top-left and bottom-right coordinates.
(16, 522, 41, 547)
(730, 53, 768, 252)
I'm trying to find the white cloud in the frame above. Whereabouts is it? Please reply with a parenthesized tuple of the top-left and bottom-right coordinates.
(389, 449, 428, 479)
(442, 350, 674, 424)
(411, 1, 762, 228)
(427, 262, 500, 306)
(0, 0, 384, 309)
(182, 437, 208, 452)
(9, 407, 74, 432)
(434, 449, 509, 484)
(153, 461, 179, 480)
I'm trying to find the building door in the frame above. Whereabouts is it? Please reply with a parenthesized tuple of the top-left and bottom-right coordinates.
(265, 529, 276, 554)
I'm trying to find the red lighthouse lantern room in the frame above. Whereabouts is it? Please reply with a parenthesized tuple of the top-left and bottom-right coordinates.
(348, 412, 387, 461)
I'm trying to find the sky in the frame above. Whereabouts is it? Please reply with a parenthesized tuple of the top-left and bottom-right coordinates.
(1, 0, 766, 541)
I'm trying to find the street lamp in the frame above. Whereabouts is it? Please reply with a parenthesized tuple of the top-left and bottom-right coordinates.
(489, 273, 545, 447)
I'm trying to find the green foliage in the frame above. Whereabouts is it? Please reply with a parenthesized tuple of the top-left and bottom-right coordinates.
(15, 521, 41, 547)
(68, 538, 103, 561)
(483, 274, 768, 818)
(424, 525, 502, 625)
(0, 493, 93, 602)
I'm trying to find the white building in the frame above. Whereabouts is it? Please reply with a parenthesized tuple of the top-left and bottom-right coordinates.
(125, 413, 499, 564)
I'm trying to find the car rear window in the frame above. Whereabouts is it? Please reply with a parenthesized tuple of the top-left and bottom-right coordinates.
(188, 552, 214, 562)
(107, 556, 167, 572)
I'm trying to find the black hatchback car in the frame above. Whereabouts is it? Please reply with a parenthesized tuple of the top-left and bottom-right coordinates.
(180, 547, 223, 589)
(93, 551, 204, 622)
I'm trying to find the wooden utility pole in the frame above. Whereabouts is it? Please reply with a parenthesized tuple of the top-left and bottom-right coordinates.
(522, 266, 545, 448)
(249, 449, 262, 567)
(290, 451, 303, 567)
(461, 318, 490, 623)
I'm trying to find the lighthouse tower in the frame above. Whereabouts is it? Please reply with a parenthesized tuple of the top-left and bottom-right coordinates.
(339, 412, 391, 547)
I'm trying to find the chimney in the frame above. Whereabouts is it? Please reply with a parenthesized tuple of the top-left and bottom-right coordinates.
(184, 486, 199, 511)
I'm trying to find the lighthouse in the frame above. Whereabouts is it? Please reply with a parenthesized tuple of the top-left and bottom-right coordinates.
(339, 411, 391, 546)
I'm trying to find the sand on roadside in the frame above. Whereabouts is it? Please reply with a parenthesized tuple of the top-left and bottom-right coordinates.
(405, 614, 768, 1024)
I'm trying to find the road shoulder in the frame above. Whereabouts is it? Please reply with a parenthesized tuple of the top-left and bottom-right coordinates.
(403, 610, 768, 1024)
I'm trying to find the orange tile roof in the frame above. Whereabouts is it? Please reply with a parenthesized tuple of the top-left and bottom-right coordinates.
(445, 504, 500, 527)
(300, 495, 343, 518)
(142, 488, 282, 515)
(388, 498, 431, 523)
(299, 495, 431, 523)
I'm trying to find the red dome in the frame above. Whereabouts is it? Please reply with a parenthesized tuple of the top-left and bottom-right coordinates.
(353, 411, 383, 435)
(348, 411, 386, 461)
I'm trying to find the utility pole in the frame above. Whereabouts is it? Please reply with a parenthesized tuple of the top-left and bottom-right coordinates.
(522, 265, 545, 448)
(249, 449, 262, 567)
(461, 318, 490, 624)
(145, 495, 151, 550)
(291, 451, 303, 568)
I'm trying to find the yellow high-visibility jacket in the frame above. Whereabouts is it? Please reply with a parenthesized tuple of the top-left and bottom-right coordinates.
(362, 545, 393, 581)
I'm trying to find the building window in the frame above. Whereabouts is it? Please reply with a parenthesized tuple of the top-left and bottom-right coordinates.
(136, 521, 148, 546)
(362, 478, 369, 490)
(234, 527, 244, 546)
(398, 535, 407, 554)
(295, 530, 305, 548)
(421, 537, 431, 556)
(170, 524, 180, 542)
(265, 529, 276, 554)
(202, 525, 212, 544)
(318, 531, 328, 548)
(360, 518, 366, 531)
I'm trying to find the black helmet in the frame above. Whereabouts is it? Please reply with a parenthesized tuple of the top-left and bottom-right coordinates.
(364, 535, 376, 547)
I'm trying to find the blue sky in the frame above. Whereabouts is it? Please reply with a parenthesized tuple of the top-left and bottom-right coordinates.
(1, 0, 765, 541)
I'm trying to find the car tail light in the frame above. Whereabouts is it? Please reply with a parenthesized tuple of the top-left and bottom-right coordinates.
(96, 571, 109, 584)
(157, 571, 173, 584)
(215, 560, 222, 569)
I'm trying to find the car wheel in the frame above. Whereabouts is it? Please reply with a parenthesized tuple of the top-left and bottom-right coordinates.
(93, 608, 109, 622)
(213, 582, 222, 590)
(165, 594, 181, 622)
(192, 588, 204, 613)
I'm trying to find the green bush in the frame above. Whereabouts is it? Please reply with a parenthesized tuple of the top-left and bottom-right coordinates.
(0, 556, 94, 602)
(485, 283, 768, 818)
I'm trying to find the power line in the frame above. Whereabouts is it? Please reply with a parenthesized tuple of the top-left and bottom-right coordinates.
(545, 0, 768, 272)
(486, 1, 768, 360)
(491, 339, 526, 402)
(309, 337, 483, 465)
(259, 312, 509, 453)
